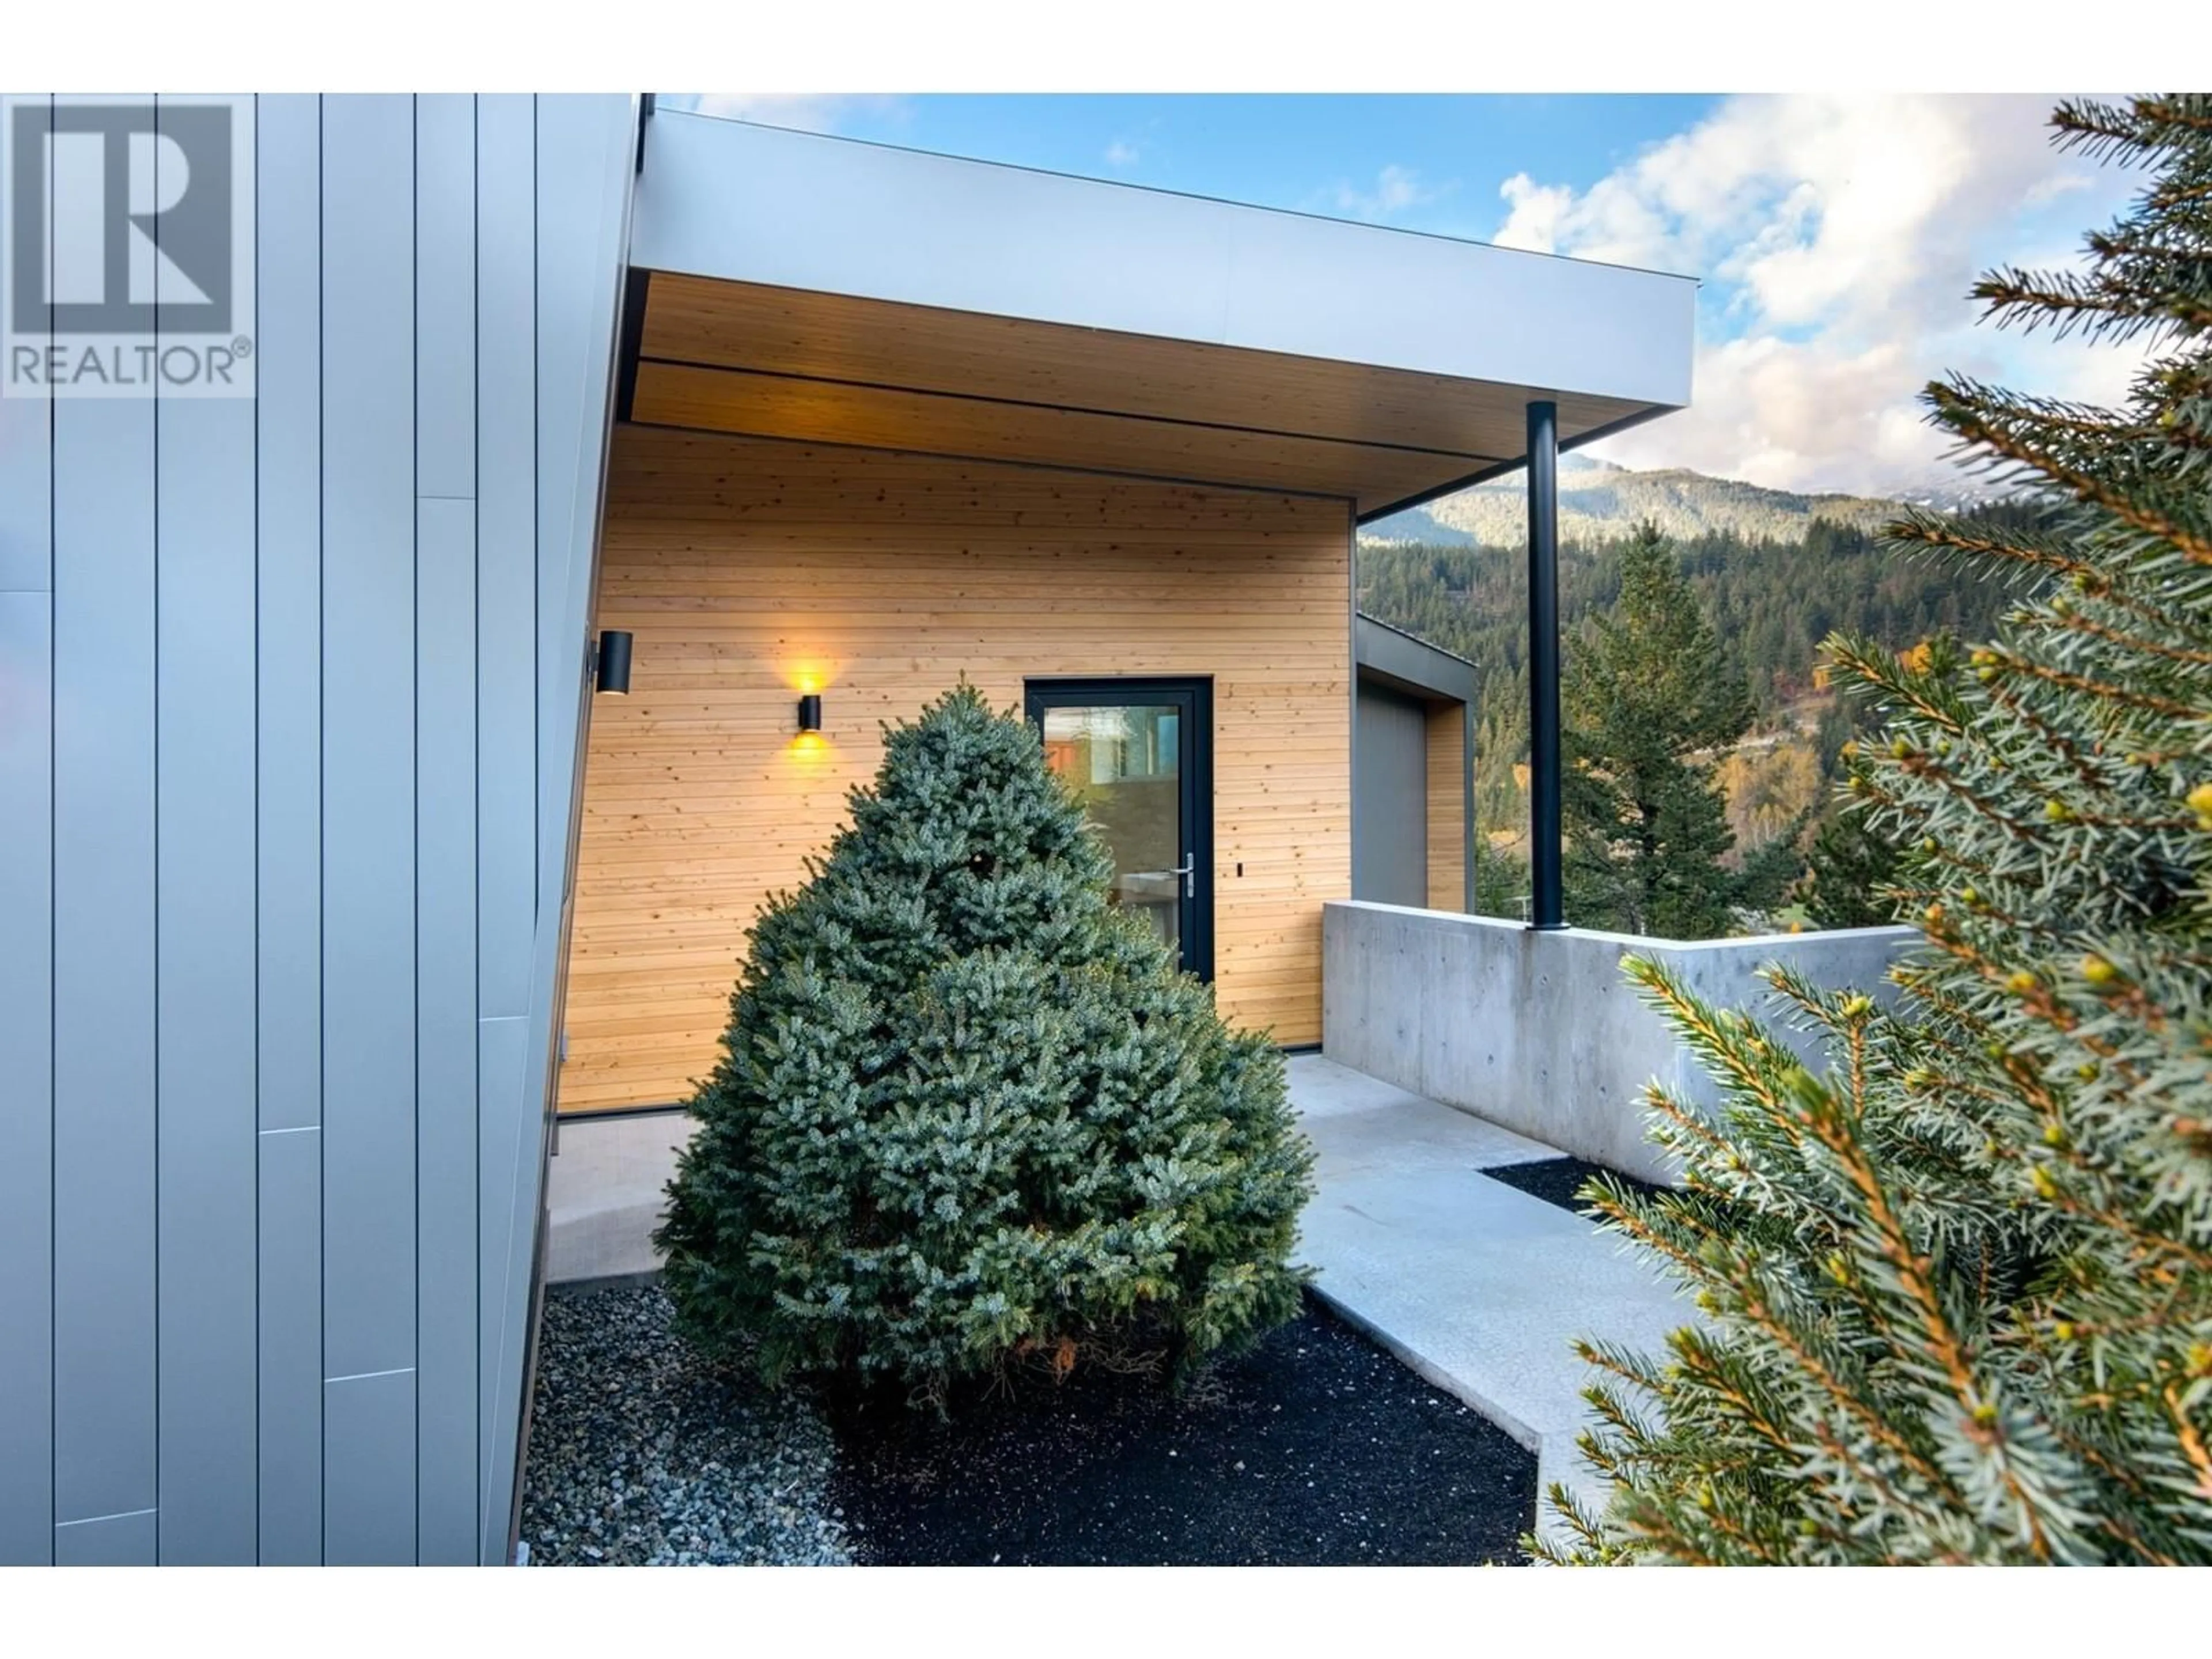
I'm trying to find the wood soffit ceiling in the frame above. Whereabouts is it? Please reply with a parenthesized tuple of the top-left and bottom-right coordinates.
(626, 271, 1653, 518)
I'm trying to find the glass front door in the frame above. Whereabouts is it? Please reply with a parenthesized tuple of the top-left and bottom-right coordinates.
(1026, 679, 1213, 980)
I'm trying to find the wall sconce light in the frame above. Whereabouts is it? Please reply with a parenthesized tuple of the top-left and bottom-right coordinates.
(594, 630, 632, 696)
(797, 692, 823, 733)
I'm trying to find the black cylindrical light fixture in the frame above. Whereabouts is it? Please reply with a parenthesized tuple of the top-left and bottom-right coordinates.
(595, 629, 633, 695)
(797, 692, 823, 732)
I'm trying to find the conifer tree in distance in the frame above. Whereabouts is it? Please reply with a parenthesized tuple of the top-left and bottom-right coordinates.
(656, 685, 1313, 1406)
(1542, 96, 2212, 1565)
(1562, 520, 1776, 937)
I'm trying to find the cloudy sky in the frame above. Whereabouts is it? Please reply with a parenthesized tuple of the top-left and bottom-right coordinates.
(672, 93, 2149, 499)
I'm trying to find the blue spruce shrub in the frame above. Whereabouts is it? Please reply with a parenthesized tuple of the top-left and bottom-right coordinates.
(656, 685, 1314, 1403)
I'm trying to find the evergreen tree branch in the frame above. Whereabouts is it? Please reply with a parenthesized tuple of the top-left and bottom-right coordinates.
(1928, 382, 2212, 566)
(1982, 652, 2200, 720)
(1535, 95, 2212, 1562)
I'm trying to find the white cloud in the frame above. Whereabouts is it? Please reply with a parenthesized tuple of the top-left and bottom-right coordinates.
(1493, 173, 1572, 253)
(1329, 164, 1441, 222)
(1600, 335, 1944, 492)
(1105, 139, 1141, 168)
(2022, 169, 2097, 209)
(1506, 95, 2147, 494)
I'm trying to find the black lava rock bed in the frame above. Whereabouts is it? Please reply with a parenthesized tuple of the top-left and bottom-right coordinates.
(826, 1295, 1536, 1566)
(522, 1283, 1535, 1567)
(1483, 1155, 1671, 1218)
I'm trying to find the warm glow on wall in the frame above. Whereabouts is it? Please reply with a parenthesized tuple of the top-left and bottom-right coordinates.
(782, 658, 841, 697)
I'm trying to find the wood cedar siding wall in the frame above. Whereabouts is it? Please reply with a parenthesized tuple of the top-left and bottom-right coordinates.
(1425, 702, 1468, 912)
(560, 425, 1354, 1113)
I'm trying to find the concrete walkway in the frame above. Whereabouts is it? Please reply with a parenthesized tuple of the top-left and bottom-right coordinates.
(545, 1110, 691, 1285)
(1288, 1054, 1690, 1543)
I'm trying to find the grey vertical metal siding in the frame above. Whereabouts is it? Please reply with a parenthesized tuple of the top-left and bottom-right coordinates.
(0, 92, 637, 1566)
(318, 96, 421, 1566)
(474, 1015, 529, 1552)
(0, 94, 56, 1568)
(483, 93, 638, 1567)
(0, 586, 52, 1562)
(253, 89, 325, 1568)
(473, 97, 539, 1555)
(416, 498, 480, 1564)
(0, 350, 54, 1562)
(256, 1127, 322, 1563)
(412, 96, 480, 1564)
(154, 288, 262, 1567)
(1353, 682, 1430, 909)
(51, 395, 160, 1557)
(324, 1368, 418, 1565)
(54, 1509, 158, 1567)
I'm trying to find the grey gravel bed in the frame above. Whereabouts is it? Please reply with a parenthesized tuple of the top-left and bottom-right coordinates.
(519, 1281, 853, 1566)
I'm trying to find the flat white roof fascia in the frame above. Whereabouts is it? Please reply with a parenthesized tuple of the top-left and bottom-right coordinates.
(630, 111, 1696, 415)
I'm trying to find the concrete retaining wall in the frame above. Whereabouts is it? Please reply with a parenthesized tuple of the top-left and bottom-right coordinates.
(1321, 902, 1916, 1184)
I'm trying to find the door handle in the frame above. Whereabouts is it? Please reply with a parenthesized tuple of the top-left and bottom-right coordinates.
(1173, 855, 1196, 899)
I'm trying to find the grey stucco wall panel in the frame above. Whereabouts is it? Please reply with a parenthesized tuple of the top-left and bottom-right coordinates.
(51, 395, 159, 1547)
(153, 376, 260, 1565)
(1323, 903, 1916, 1184)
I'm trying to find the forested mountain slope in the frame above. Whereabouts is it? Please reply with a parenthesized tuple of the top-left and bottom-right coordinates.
(1362, 453, 1946, 549)
(1355, 499, 2046, 899)
(1356, 505, 2035, 718)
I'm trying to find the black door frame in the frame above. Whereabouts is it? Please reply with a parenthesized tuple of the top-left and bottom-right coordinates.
(1024, 676, 1215, 983)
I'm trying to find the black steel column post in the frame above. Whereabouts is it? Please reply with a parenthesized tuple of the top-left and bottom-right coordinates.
(1527, 400, 1564, 930)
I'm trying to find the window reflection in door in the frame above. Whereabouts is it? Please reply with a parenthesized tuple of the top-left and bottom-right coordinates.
(1040, 703, 1183, 952)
